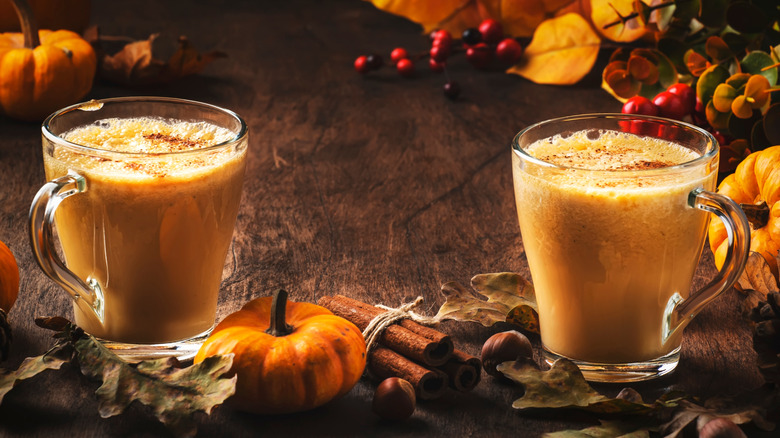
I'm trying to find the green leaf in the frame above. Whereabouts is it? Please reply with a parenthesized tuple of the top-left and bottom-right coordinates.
(763, 104, 780, 144)
(697, 65, 730, 104)
(741, 51, 778, 86)
(436, 272, 539, 333)
(0, 343, 71, 403)
(706, 100, 731, 131)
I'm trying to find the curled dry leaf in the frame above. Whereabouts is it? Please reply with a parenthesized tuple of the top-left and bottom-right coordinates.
(737, 252, 780, 317)
(508, 13, 600, 85)
(0, 343, 71, 404)
(436, 272, 539, 333)
(85, 27, 226, 86)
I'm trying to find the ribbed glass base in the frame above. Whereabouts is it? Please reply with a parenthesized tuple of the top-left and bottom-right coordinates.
(543, 346, 680, 383)
(97, 326, 213, 362)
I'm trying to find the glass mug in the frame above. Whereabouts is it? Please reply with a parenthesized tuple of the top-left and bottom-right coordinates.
(29, 97, 248, 360)
(511, 114, 749, 382)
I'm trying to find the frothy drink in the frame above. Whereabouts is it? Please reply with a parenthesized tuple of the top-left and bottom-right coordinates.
(512, 129, 715, 363)
(44, 117, 246, 344)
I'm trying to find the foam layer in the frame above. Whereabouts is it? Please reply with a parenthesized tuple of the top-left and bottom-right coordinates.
(526, 130, 699, 171)
(57, 117, 239, 178)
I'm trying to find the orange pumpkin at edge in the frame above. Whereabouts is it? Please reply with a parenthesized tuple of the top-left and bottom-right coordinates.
(0, 0, 96, 121)
(0, 239, 20, 312)
(194, 290, 367, 415)
(708, 145, 780, 275)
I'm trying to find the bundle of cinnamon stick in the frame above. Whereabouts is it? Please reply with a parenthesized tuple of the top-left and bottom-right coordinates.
(318, 295, 482, 400)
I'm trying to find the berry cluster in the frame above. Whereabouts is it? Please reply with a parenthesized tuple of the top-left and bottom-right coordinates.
(354, 18, 523, 99)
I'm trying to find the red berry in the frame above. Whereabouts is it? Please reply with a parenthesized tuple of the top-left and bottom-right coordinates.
(432, 29, 452, 47)
(390, 48, 408, 64)
(443, 81, 461, 99)
(653, 91, 687, 120)
(429, 58, 445, 73)
(666, 83, 696, 115)
(354, 55, 370, 74)
(430, 44, 450, 62)
(622, 96, 659, 116)
(466, 43, 492, 69)
(479, 19, 503, 44)
(495, 38, 522, 64)
(396, 58, 415, 77)
(695, 96, 705, 114)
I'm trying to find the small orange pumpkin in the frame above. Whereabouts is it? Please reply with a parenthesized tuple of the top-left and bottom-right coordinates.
(0, 239, 19, 312)
(0, 0, 96, 121)
(708, 145, 780, 274)
(194, 290, 367, 415)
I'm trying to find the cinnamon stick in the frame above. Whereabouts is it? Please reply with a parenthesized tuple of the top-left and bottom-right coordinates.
(369, 346, 448, 400)
(438, 349, 482, 392)
(318, 295, 453, 366)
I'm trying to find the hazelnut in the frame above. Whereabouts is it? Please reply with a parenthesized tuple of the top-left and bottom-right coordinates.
(699, 418, 747, 438)
(372, 377, 416, 420)
(481, 330, 534, 378)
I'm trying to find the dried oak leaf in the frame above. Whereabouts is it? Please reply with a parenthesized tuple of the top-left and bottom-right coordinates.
(35, 316, 236, 438)
(498, 359, 681, 415)
(89, 29, 226, 86)
(0, 343, 71, 404)
(737, 251, 780, 318)
(436, 272, 539, 333)
(507, 13, 601, 85)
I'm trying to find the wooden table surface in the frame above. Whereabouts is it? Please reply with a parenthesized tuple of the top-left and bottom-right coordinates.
(0, 0, 768, 436)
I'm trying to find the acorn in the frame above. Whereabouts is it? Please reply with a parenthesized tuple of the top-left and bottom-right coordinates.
(481, 330, 535, 378)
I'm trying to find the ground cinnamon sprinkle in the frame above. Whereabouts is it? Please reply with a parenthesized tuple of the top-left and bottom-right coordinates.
(143, 133, 205, 151)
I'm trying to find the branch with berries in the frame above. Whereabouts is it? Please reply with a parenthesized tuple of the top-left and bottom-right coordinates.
(354, 19, 523, 99)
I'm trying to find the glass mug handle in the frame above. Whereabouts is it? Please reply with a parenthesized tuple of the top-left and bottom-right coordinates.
(29, 172, 105, 323)
(664, 188, 750, 342)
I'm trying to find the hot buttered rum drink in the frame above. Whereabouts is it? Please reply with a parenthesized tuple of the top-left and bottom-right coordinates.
(45, 117, 246, 344)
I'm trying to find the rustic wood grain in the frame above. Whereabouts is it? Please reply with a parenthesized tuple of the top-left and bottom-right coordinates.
(0, 0, 768, 436)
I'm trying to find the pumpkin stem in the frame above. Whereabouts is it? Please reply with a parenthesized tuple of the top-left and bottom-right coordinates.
(9, 0, 40, 49)
(741, 201, 769, 229)
(266, 289, 294, 337)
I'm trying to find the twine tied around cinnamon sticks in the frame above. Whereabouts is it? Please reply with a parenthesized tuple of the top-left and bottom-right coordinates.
(362, 296, 438, 355)
(318, 294, 482, 400)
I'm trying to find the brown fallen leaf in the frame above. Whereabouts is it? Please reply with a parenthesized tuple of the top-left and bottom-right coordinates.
(737, 251, 780, 317)
(0, 343, 71, 404)
(86, 27, 226, 86)
(436, 272, 539, 333)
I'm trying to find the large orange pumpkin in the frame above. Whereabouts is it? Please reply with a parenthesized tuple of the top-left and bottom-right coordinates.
(0, 0, 96, 121)
(0, 239, 19, 312)
(194, 290, 367, 415)
(708, 145, 780, 274)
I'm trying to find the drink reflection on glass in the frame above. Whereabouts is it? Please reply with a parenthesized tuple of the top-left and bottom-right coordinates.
(511, 114, 750, 382)
(30, 97, 248, 361)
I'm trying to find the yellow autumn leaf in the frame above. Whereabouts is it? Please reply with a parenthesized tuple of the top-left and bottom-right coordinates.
(591, 0, 650, 42)
(508, 13, 601, 85)
(365, 0, 586, 37)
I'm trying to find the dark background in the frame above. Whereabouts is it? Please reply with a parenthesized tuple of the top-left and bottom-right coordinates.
(0, 0, 765, 436)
